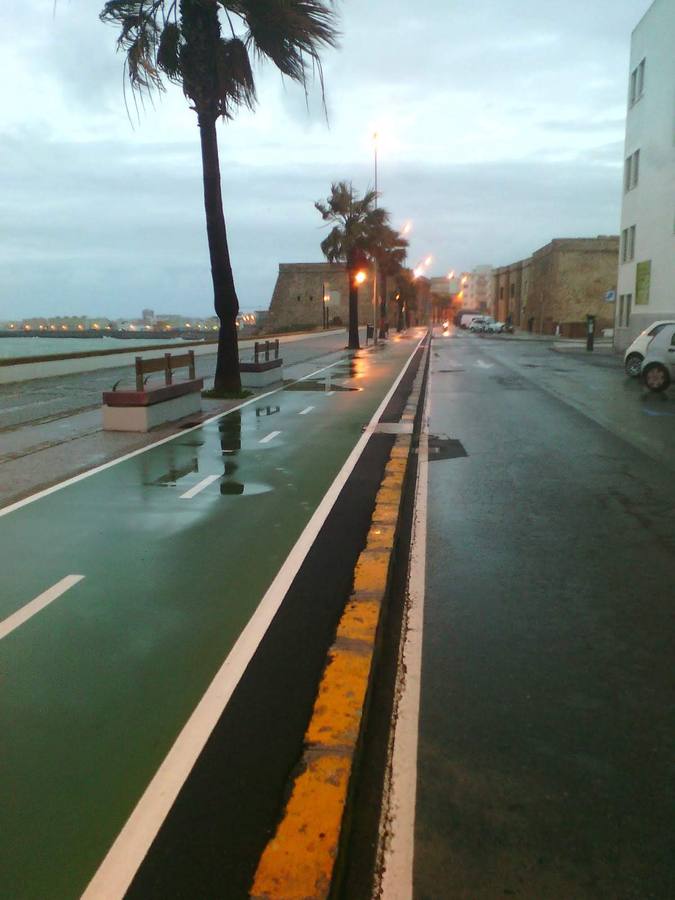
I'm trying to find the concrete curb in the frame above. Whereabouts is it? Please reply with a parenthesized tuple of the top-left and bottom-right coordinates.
(251, 341, 429, 900)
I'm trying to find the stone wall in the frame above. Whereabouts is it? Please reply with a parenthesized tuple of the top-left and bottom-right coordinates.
(494, 237, 619, 335)
(266, 263, 375, 331)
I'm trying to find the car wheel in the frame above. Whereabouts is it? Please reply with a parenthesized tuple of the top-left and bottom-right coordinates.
(643, 364, 671, 392)
(624, 353, 643, 377)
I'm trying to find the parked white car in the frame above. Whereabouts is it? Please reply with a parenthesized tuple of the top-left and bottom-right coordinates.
(623, 320, 675, 376)
(487, 321, 505, 333)
(641, 323, 675, 392)
(470, 316, 495, 333)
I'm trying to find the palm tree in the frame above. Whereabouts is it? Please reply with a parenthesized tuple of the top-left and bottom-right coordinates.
(393, 269, 417, 332)
(370, 223, 408, 338)
(315, 181, 381, 350)
(100, 0, 338, 392)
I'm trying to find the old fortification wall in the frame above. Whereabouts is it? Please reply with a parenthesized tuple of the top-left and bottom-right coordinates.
(266, 263, 376, 331)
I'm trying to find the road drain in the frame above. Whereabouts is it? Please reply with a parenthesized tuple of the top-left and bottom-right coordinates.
(428, 435, 468, 461)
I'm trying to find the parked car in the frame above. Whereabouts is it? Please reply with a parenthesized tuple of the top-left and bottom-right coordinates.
(486, 321, 505, 333)
(470, 316, 495, 333)
(641, 323, 675, 392)
(460, 313, 482, 329)
(624, 320, 675, 376)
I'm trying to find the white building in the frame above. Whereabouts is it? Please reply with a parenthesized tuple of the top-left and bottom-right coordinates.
(466, 265, 494, 313)
(614, 0, 675, 350)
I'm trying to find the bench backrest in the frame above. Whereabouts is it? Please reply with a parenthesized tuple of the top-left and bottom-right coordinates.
(135, 351, 196, 391)
(253, 340, 280, 364)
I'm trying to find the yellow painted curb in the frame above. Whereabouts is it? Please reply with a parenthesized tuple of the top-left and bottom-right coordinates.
(250, 752, 351, 900)
(251, 340, 428, 900)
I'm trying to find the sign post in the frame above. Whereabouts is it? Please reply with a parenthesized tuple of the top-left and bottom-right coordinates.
(586, 314, 595, 352)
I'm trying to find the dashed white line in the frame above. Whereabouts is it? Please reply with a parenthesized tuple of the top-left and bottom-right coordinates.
(325, 391, 335, 396)
(259, 431, 281, 444)
(0, 575, 85, 641)
(179, 475, 220, 500)
(299, 406, 314, 416)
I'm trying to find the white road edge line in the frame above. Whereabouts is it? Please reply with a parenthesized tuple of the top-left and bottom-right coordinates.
(0, 359, 345, 520)
(81, 332, 426, 900)
(179, 475, 220, 500)
(0, 575, 85, 642)
(299, 406, 314, 416)
(259, 430, 281, 444)
(375, 362, 430, 900)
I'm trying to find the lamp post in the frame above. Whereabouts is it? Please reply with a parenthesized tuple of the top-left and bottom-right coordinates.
(322, 282, 330, 329)
(372, 131, 379, 345)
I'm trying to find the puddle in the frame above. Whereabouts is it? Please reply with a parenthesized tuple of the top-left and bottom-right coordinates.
(428, 435, 468, 461)
(148, 458, 199, 486)
(219, 480, 272, 497)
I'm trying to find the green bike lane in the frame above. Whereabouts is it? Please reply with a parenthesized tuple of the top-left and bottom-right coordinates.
(0, 338, 418, 899)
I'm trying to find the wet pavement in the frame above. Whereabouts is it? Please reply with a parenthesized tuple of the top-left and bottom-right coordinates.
(413, 330, 675, 897)
(0, 333, 421, 898)
(0, 331, 366, 509)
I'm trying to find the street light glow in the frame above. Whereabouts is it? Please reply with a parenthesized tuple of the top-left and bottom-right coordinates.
(402, 221, 412, 235)
(355, 270, 367, 285)
(447, 270, 455, 279)
(425, 256, 433, 266)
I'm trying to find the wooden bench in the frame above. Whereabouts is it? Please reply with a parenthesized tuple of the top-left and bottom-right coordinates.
(240, 340, 284, 387)
(102, 351, 204, 432)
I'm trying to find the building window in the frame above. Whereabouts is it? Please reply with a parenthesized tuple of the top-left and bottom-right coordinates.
(499, 286, 504, 299)
(621, 225, 636, 263)
(624, 149, 640, 192)
(510, 284, 515, 298)
(629, 58, 645, 106)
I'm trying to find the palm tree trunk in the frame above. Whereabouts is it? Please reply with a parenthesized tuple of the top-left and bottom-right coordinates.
(198, 112, 241, 392)
(347, 267, 360, 350)
(378, 264, 387, 338)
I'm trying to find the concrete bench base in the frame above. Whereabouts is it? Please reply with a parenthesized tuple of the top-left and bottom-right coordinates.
(102, 390, 202, 432)
(240, 362, 284, 388)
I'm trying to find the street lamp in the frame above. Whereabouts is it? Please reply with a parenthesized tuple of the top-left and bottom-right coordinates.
(322, 281, 330, 329)
(372, 130, 379, 345)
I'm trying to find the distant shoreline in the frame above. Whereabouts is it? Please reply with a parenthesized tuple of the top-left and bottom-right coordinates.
(0, 329, 210, 341)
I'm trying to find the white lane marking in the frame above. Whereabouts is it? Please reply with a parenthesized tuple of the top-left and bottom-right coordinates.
(376, 359, 430, 900)
(179, 475, 220, 500)
(259, 430, 281, 444)
(474, 359, 493, 369)
(81, 332, 427, 900)
(0, 575, 85, 642)
(0, 359, 345, 520)
(325, 391, 334, 396)
(299, 406, 314, 416)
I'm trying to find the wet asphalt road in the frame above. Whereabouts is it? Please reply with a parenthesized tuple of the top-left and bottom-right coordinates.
(415, 331, 675, 898)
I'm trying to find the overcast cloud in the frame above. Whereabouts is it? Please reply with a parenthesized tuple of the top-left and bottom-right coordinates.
(0, 0, 652, 319)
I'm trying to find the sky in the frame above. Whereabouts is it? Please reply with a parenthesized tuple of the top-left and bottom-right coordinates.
(0, 0, 653, 319)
